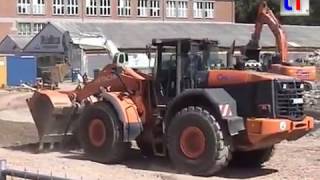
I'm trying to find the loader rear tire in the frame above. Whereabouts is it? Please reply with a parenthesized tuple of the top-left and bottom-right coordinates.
(79, 102, 129, 164)
(230, 146, 274, 167)
(167, 106, 231, 176)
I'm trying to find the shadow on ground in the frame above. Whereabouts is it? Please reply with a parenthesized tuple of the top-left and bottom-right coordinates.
(217, 167, 278, 179)
(60, 148, 278, 179)
(4, 140, 81, 154)
(6, 142, 278, 179)
(1, 119, 278, 179)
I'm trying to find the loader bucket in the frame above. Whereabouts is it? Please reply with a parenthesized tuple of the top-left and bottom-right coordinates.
(27, 90, 76, 150)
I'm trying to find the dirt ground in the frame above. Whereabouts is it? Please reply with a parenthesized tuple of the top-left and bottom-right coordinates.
(0, 90, 319, 180)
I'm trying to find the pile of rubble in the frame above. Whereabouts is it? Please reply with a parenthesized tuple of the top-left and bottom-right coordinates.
(294, 50, 320, 66)
(303, 84, 320, 136)
(304, 90, 320, 114)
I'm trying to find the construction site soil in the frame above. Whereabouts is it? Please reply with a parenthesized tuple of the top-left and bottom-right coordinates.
(0, 90, 319, 180)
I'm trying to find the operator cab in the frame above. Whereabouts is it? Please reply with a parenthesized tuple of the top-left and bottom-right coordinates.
(151, 38, 221, 105)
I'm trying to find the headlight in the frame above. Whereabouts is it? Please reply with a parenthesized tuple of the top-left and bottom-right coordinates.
(300, 83, 305, 89)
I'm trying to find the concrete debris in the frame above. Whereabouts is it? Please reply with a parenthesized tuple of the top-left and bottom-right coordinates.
(304, 82, 320, 137)
(307, 119, 320, 137)
(295, 50, 320, 65)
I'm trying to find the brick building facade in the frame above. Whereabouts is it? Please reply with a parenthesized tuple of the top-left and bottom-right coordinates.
(0, 0, 235, 40)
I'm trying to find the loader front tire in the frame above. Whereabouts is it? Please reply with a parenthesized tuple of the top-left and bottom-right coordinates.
(79, 102, 129, 164)
(167, 106, 231, 176)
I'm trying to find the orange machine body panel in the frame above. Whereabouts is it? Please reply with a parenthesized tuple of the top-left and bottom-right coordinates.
(107, 92, 142, 124)
(239, 116, 314, 150)
(247, 1, 316, 81)
(207, 69, 293, 87)
(270, 64, 317, 81)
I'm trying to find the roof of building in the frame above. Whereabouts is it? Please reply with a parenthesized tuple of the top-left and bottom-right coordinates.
(50, 21, 320, 50)
(9, 35, 32, 49)
(0, 35, 32, 54)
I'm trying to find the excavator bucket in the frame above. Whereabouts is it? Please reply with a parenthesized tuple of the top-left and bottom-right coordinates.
(27, 90, 76, 150)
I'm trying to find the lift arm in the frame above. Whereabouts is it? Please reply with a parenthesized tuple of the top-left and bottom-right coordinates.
(247, 1, 288, 63)
(63, 64, 146, 102)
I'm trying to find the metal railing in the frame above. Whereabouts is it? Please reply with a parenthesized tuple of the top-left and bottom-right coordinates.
(0, 160, 69, 180)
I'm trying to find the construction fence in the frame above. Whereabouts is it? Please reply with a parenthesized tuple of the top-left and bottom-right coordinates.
(0, 160, 68, 180)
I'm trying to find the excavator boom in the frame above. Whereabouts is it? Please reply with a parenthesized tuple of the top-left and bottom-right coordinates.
(246, 1, 316, 81)
(247, 1, 288, 63)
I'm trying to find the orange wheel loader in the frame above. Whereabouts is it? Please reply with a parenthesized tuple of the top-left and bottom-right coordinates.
(245, 1, 316, 84)
(27, 38, 314, 176)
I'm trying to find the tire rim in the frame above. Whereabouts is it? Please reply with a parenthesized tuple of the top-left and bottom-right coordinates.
(180, 126, 206, 159)
(88, 119, 106, 147)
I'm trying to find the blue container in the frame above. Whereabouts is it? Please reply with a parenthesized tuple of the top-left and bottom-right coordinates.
(7, 56, 37, 86)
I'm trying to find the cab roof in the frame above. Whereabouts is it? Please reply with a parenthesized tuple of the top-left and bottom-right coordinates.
(152, 38, 219, 47)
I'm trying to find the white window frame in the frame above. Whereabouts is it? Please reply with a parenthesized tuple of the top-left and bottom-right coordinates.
(204, 1, 214, 18)
(138, 0, 148, 17)
(166, 0, 176, 17)
(33, 23, 45, 34)
(17, 23, 32, 36)
(118, 0, 131, 16)
(193, 1, 202, 18)
(17, 0, 31, 14)
(177, 1, 188, 18)
(86, 0, 98, 16)
(100, 0, 111, 16)
(150, 0, 160, 17)
(193, 0, 215, 19)
(32, 0, 45, 14)
(66, 0, 79, 15)
(53, 0, 65, 15)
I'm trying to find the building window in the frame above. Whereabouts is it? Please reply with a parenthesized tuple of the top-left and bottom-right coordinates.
(193, 0, 214, 18)
(138, 0, 148, 17)
(166, 1, 176, 17)
(193, 1, 202, 18)
(53, 0, 65, 15)
(32, 0, 45, 14)
(86, 0, 97, 15)
(166, 1, 187, 18)
(66, 0, 78, 15)
(137, 0, 160, 17)
(150, 0, 160, 17)
(204, 1, 214, 18)
(118, 0, 130, 16)
(33, 23, 45, 34)
(18, 22, 45, 36)
(17, 23, 32, 36)
(177, 1, 187, 17)
(17, 0, 31, 14)
(100, 0, 111, 16)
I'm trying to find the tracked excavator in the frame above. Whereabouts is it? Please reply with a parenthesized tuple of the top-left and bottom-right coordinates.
(245, 1, 316, 82)
(27, 38, 314, 176)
